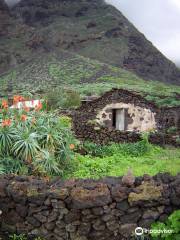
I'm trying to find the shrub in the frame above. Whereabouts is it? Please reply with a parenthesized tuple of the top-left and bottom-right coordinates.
(151, 210, 180, 240)
(44, 88, 60, 110)
(59, 116, 72, 128)
(9, 234, 27, 240)
(0, 96, 77, 177)
(82, 138, 151, 158)
(167, 126, 177, 134)
(9, 234, 44, 240)
(176, 137, 180, 144)
(62, 90, 81, 109)
(45, 88, 81, 110)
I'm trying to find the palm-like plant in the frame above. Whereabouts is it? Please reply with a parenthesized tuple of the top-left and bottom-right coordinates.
(12, 128, 40, 162)
(0, 98, 77, 177)
(33, 150, 62, 176)
(0, 127, 17, 155)
(0, 155, 27, 174)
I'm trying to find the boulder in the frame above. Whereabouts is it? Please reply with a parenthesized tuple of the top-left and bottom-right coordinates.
(71, 183, 111, 209)
(128, 181, 163, 205)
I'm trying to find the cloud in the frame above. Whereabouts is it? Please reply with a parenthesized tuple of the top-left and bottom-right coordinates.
(105, 0, 180, 64)
(5, 0, 20, 7)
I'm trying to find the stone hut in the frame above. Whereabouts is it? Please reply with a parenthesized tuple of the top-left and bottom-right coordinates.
(72, 88, 180, 145)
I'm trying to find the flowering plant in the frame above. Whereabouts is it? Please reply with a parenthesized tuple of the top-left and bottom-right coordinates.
(0, 96, 77, 176)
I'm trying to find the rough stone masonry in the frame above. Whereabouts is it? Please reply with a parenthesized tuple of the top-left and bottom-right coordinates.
(0, 173, 180, 240)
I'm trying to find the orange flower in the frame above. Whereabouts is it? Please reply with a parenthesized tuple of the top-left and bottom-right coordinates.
(69, 144, 75, 150)
(21, 114, 27, 122)
(13, 95, 25, 105)
(2, 100, 8, 109)
(35, 101, 42, 111)
(24, 106, 30, 112)
(2, 119, 11, 127)
(13, 96, 19, 104)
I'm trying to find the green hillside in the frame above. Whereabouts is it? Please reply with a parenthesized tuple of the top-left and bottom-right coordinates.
(1, 50, 180, 107)
(1, 0, 180, 85)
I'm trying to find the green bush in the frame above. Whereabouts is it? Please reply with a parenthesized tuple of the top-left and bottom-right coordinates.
(151, 210, 180, 240)
(64, 143, 180, 179)
(82, 138, 151, 158)
(62, 90, 81, 109)
(0, 98, 77, 177)
(59, 116, 72, 128)
(9, 234, 27, 240)
(176, 137, 180, 144)
(45, 88, 81, 110)
(9, 234, 44, 240)
(167, 126, 177, 134)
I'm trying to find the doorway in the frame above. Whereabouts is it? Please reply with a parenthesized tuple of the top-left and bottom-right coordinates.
(112, 108, 126, 131)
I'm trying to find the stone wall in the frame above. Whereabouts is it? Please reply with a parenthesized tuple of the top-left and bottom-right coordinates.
(0, 174, 180, 240)
(72, 110, 180, 146)
(96, 102, 156, 132)
(72, 88, 180, 146)
(160, 107, 180, 131)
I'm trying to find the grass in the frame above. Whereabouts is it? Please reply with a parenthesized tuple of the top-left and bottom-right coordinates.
(64, 143, 180, 179)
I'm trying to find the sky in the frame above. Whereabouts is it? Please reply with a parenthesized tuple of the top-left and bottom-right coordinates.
(5, 0, 180, 65)
(105, 0, 180, 65)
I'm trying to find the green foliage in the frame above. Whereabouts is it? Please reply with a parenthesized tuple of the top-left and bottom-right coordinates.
(59, 116, 72, 128)
(0, 156, 28, 175)
(9, 234, 27, 240)
(12, 130, 40, 162)
(45, 88, 81, 110)
(167, 126, 177, 134)
(175, 136, 180, 144)
(151, 210, 180, 240)
(1, 51, 180, 107)
(82, 138, 151, 158)
(65, 144, 180, 179)
(0, 127, 17, 155)
(48, 57, 101, 84)
(0, 102, 77, 177)
(9, 234, 44, 240)
(62, 90, 81, 109)
(44, 88, 63, 110)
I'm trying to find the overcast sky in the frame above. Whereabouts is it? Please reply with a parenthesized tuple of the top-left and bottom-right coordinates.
(5, 0, 180, 65)
(106, 0, 180, 65)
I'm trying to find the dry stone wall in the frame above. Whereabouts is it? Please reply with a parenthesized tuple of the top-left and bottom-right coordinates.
(96, 102, 157, 132)
(0, 173, 180, 240)
(72, 89, 180, 146)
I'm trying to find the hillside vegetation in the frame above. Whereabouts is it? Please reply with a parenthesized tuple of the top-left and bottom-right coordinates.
(1, 50, 180, 107)
(1, 0, 180, 85)
(65, 141, 180, 179)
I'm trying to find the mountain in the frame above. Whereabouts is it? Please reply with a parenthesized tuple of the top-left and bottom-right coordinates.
(0, 49, 180, 107)
(0, 0, 10, 37)
(176, 62, 180, 68)
(0, 0, 180, 86)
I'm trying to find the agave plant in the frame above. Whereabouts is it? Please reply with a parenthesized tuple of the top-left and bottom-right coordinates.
(0, 155, 27, 174)
(0, 126, 17, 155)
(0, 164, 5, 174)
(0, 96, 77, 177)
(33, 150, 62, 176)
(12, 128, 40, 162)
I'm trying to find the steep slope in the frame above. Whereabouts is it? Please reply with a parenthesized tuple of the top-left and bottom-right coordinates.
(0, 0, 10, 37)
(0, 0, 180, 85)
(1, 50, 180, 107)
(6, 0, 180, 84)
